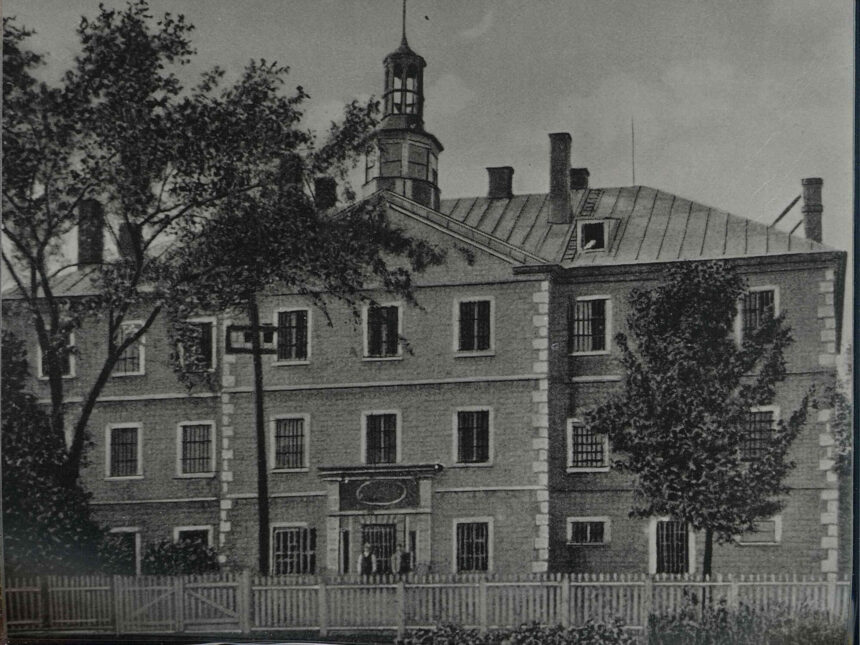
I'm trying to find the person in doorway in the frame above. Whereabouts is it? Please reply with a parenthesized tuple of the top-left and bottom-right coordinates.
(390, 542, 410, 575)
(357, 542, 377, 575)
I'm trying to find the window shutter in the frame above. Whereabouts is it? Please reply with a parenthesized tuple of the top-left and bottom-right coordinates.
(385, 307, 399, 356)
(457, 411, 469, 462)
(309, 528, 317, 573)
(295, 311, 308, 359)
(477, 411, 490, 461)
(459, 301, 474, 351)
(592, 299, 606, 351)
(476, 301, 491, 350)
(368, 308, 383, 356)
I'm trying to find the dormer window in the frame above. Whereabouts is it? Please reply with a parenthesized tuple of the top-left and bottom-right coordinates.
(579, 221, 607, 251)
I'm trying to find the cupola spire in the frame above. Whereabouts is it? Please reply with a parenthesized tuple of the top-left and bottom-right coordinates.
(362, 2, 444, 210)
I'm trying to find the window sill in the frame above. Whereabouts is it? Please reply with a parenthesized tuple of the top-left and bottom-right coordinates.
(111, 371, 146, 378)
(569, 351, 610, 357)
(362, 356, 403, 362)
(736, 541, 780, 547)
(450, 462, 493, 468)
(566, 466, 610, 473)
(271, 468, 310, 474)
(38, 374, 76, 381)
(175, 473, 216, 479)
(105, 475, 144, 481)
(272, 360, 310, 367)
(566, 542, 610, 547)
(454, 351, 496, 358)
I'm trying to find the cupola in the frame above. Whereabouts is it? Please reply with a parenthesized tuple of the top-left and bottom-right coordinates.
(364, 2, 443, 210)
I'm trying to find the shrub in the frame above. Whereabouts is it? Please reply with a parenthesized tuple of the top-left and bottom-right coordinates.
(648, 599, 849, 645)
(140, 538, 220, 575)
(397, 620, 636, 645)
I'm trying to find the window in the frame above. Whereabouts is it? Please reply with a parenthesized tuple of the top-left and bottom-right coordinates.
(569, 297, 610, 354)
(737, 516, 782, 545)
(174, 526, 212, 547)
(38, 332, 75, 378)
(183, 319, 215, 371)
(579, 221, 607, 251)
(741, 409, 775, 461)
(365, 304, 400, 358)
(651, 519, 694, 574)
(408, 144, 430, 180)
(567, 420, 609, 471)
(272, 526, 316, 574)
(177, 422, 214, 476)
(567, 517, 610, 545)
(109, 528, 141, 575)
(272, 416, 308, 471)
(113, 322, 144, 376)
(362, 523, 397, 574)
(742, 289, 777, 338)
(455, 409, 491, 464)
(379, 141, 402, 177)
(364, 412, 399, 464)
(106, 424, 141, 479)
(456, 298, 493, 353)
(276, 309, 309, 362)
(454, 519, 492, 572)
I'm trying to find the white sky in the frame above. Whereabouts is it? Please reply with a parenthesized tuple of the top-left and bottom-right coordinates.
(8, 1, 854, 329)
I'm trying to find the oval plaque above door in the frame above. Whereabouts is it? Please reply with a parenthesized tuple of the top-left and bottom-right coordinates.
(356, 479, 408, 506)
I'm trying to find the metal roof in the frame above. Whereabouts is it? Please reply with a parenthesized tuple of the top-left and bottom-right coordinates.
(438, 185, 833, 266)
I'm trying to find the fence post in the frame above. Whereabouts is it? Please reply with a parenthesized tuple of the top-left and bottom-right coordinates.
(478, 578, 488, 634)
(112, 576, 122, 635)
(559, 574, 570, 627)
(642, 575, 653, 633)
(727, 575, 739, 610)
(396, 578, 406, 638)
(826, 575, 837, 616)
(238, 570, 252, 634)
(38, 577, 50, 630)
(318, 577, 328, 637)
(174, 576, 185, 633)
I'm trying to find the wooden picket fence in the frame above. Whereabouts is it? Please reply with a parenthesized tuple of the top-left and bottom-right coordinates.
(4, 572, 851, 637)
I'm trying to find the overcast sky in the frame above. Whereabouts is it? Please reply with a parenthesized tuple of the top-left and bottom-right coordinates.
(8, 1, 853, 255)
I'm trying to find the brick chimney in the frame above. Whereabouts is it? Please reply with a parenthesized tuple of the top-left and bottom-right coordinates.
(487, 166, 514, 199)
(78, 199, 104, 265)
(801, 177, 823, 243)
(570, 168, 590, 190)
(548, 132, 572, 224)
(314, 177, 337, 210)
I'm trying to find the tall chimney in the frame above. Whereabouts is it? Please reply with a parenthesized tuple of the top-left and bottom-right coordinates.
(548, 132, 572, 224)
(486, 166, 514, 199)
(801, 177, 823, 243)
(314, 177, 337, 210)
(78, 199, 104, 265)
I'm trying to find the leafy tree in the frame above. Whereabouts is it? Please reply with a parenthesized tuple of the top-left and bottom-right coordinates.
(1, 1, 436, 498)
(1, 331, 106, 575)
(586, 262, 808, 578)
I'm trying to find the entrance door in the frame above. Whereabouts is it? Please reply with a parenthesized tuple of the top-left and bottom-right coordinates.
(362, 524, 397, 573)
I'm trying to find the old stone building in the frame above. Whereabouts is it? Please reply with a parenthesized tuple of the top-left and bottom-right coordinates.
(9, 29, 847, 578)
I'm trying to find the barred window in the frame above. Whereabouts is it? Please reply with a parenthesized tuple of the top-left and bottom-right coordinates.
(362, 524, 397, 574)
(567, 421, 608, 470)
(274, 417, 305, 470)
(742, 290, 775, 337)
(568, 520, 607, 545)
(367, 305, 400, 357)
(180, 423, 213, 474)
(456, 521, 490, 572)
(272, 527, 316, 575)
(366, 413, 397, 464)
(276, 310, 308, 361)
(656, 520, 689, 574)
(458, 300, 492, 352)
(39, 333, 74, 377)
(569, 298, 608, 353)
(109, 426, 139, 477)
(741, 410, 774, 461)
(457, 410, 490, 464)
(114, 323, 143, 375)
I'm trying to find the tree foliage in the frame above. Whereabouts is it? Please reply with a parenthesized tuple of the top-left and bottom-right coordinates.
(585, 262, 808, 576)
(1, 331, 106, 575)
(141, 538, 220, 575)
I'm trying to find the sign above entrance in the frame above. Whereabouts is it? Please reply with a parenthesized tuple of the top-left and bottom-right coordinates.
(340, 478, 419, 511)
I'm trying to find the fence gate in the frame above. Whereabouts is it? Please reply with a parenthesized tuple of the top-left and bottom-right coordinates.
(116, 574, 241, 633)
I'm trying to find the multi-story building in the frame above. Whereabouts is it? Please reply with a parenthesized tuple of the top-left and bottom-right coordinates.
(9, 29, 847, 578)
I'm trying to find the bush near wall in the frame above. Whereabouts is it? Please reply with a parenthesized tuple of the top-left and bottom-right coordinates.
(648, 600, 849, 645)
(397, 620, 636, 645)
